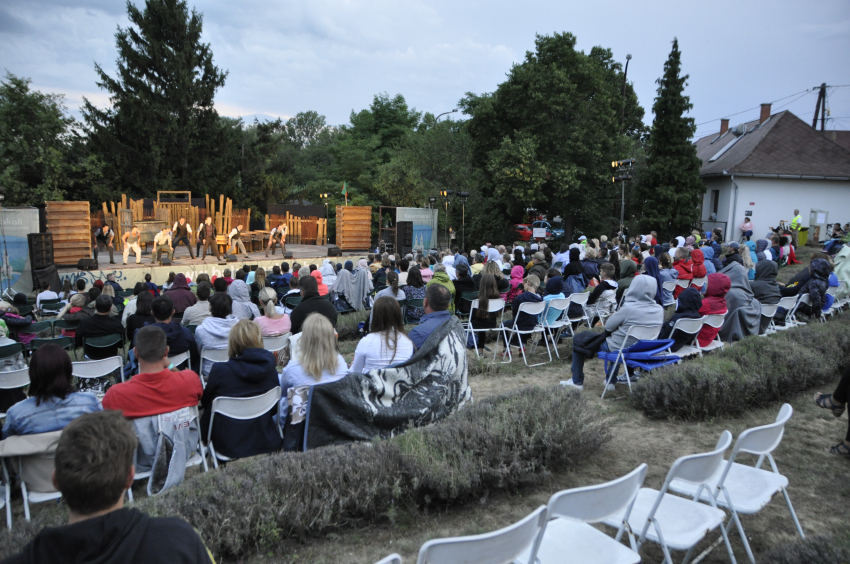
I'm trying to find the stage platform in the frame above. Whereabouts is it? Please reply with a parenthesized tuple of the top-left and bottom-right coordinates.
(56, 244, 367, 287)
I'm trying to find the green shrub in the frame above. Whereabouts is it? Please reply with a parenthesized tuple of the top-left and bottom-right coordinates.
(630, 315, 850, 420)
(762, 534, 850, 564)
(0, 386, 607, 560)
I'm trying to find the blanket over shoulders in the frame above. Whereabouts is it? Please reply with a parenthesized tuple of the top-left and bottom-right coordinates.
(305, 316, 471, 448)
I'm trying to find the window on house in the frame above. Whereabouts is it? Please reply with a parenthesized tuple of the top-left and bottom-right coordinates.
(711, 190, 719, 215)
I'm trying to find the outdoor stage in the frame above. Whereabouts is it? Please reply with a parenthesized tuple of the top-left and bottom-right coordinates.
(55, 243, 367, 288)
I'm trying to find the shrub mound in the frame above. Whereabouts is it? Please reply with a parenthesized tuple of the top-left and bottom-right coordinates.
(762, 534, 850, 564)
(630, 315, 850, 420)
(0, 386, 607, 560)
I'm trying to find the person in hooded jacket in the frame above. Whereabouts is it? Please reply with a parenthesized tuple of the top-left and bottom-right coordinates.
(794, 258, 831, 318)
(200, 319, 282, 459)
(562, 276, 663, 390)
(195, 293, 239, 379)
(701, 245, 717, 275)
(453, 262, 477, 314)
(163, 273, 196, 314)
(0, 410, 213, 564)
(691, 248, 708, 281)
(289, 275, 338, 334)
(750, 260, 781, 334)
(310, 269, 329, 296)
(718, 263, 761, 342)
(672, 247, 693, 299)
(755, 239, 769, 262)
(227, 279, 260, 321)
(659, 288, 703, 351)
(696, 273, 730, 347)
(710, 240, 724, 271)
(506, 265, 525, 304)
(615, 260, 637, 303)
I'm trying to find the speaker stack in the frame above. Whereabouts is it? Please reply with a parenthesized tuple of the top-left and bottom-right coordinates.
(397, 221, 413, 257)
(327, 246, 342, 257)
(28, 233, 61, 292)
(283, 251, 294, 259)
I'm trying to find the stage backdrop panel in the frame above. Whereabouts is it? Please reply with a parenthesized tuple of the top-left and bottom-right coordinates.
(0, 208, 39, 295)
(46, 201, 91, 265)
(396, 208, 438, 252)
(336, 206, 371, 250)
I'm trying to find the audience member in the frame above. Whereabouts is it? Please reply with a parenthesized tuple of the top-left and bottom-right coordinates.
(672, 247, 694, 299)
(658, 288, 703, 352)
(195, 293, 239, 378)
(311, 269, 329, 296)
(350, 297, 414, 373)
(401, 267, 427, 322)
(718, 262, 761, 342)
(408, 284, 453, 349)
(35, 281, 59, 311)
(503, 274, 543, 349)
(164, 273, 196, 314)
(56, 293, 91, 338)
(696, 273, 730, 347)
(616, 260, 637, 303)
(182, 282, 212, 326)
(121, 282, 147, 326)
(151, 295, 199, 372)
(254, 287, 291, 336)
(281, 276, 300, 315)
(125, 291, 154, 347)
(289, 274, 338, 334)
(814, 366, 850, 456)
(586, 262, 618, 324)
(75, 295, 126, 359)
(227, 279, 260, 320)
(213, 277, 228, 293)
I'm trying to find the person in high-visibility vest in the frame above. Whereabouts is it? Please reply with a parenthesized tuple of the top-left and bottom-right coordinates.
(790, 209, 803, 247)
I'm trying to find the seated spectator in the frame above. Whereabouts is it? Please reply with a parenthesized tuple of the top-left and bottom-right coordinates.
(586, 262, 618, 324)
(428, 265, 456, 314)
(105, 273, 123, 293)
(125, 291, 154, 348)
(289, 275, 338, 334)
(794, 258, 831, 319)
(718, 263, 761, 342)
(506, 265, 524, 304)
(701, 245, 717, 275)
(453, 263, 477, 314)
(281, 276, 301, 315)
(195, 293, 239, 378)
(418, 257, 434, 282)
(376, 271, 406, 302)
(250, 267, 270, 295)
(201, 319, 282, 459)
(144, 273, 159, 297)
(267, 265, 285, 289)
(164, 273, 196, 314)
(563, 276, 663, 390)
(658, 288, 703, 352)
(181, 282, 212, 327)
(227, 279, 260, 320)
(467, 273, 503, 351)
(56, 293, 91, 338)
(502, 274, 543, 349)
(75, 295, 126, 359)
(691, 248, 708, 280)
(221, 269, 233, 286)
(672, 247, 694, 299)
(213, 276, 228, 294)
(121, 282, 148, 326)
(814, 366, 850, 456)
(74, 279, 88, 302)
(162, 271, 176, 291)
(59, 280, 73, 304)
(102, 326, 203, 418)
(2, 344, 101, 438)
(541, 275, 566, 325)
(35, 281, 59, 311)
(409, 283, 453, 349)
(397, 258, 410, 286)
(350, 297, 414, 373)
(2, 411, 213, 563)
(310, 269, 329, 296)
(697, 273, 730, 347)
(254, 287, 291, 336)
(616, 259, 637, 303)
(401, 267, 427, 322)
(150, 295, 199, 372)
(280, 313, 348, 414)
(101, 284, 123, 309)
(319, 260, 337, 288)
(750, 260, 781, 333)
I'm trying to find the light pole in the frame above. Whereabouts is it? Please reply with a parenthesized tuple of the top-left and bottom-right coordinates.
(436, 109, 458, 121)
(439, 190, 453, 250)
(611, 159, 635, 234)
(620, 54, 632, 134)
(457, 192, 470, 251)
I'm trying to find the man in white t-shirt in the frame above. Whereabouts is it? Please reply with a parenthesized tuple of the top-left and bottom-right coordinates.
(228, 224, 249, 258)
(36, 281, 59, 311)
(152, 228, 173, 264)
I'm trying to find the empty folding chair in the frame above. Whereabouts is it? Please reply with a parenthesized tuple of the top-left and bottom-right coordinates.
(664, 317, 705, 359)
(698, 313, 726, 354)
(539, 298, 571, 358)
(0, 430, 63, 529)
(517, 464, 647, 564)
(499, 301, 551, 367)
(759, 304, 779, 336)
(464, 298, 506, 361)
(207, 387, 282, 469)
(598, 325, 662, 399)
(601, 431, 737, 564)
(71, 356, 124, 396)
(416, 505, 548, 564)
(0, 368, 30, 421)
(669, 404, 804, 564)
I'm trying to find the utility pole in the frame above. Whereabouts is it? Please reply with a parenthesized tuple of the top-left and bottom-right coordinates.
(611, 159, 635, 234)
(620, 54, 632, 134)
(812, 83, 827, 131)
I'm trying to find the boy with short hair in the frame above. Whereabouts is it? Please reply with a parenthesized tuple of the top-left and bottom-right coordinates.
(586, 262, 618, 325)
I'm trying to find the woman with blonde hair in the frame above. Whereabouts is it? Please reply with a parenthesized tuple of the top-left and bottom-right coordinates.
(254, 287, 291, 336)
(280, 314, 347, 408)
(200, 319, 282, 459)
(474, 258, 510, 297)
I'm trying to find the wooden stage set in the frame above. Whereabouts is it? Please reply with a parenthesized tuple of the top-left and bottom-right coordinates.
(55, 244, 366, 288)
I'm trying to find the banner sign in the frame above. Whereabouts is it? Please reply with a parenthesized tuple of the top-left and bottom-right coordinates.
(0, 208, 40, 295)
(396, 208, 438, 252)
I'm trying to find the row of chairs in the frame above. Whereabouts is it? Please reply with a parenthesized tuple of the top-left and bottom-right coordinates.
(374, 404, 803, 564)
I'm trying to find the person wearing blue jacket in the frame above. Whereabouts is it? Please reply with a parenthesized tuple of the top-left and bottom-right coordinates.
(149, 295, 200, 372)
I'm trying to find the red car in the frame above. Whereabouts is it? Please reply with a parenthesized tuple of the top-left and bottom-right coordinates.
(513, 224, 533, 241)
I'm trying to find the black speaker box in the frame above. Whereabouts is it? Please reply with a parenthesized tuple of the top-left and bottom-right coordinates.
(159, 257, 172, 265)
(33, 265, 61, 292)
(77, 258, 98, 271)
(327, 246, 342, 257)
(397, 221, 413, 257)
(284, 251, 294, 259)
(226, 254, 238, 262)
(28, 233, 54, 270)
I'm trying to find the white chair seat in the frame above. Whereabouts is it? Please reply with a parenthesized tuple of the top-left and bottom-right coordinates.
(670, 462, 789, 514)
(700, 340, 724, 352)
(517, 518, 640, 564)
(26, 491, 62, 504)
(674, 345, 701, 358)
(604, 488, 726, 551)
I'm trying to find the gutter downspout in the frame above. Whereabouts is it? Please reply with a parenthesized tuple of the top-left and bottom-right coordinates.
(728, 172, 738, 245)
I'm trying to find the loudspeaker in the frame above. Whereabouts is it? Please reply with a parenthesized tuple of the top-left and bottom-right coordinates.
(226, 254, 238, 262)
(33, 265, 61, 292)
(159, 257, 172, 265)
(327, 246, 342, 257)
(77, 258, 98, 271)
(250, 264, 259, 271)
(28, 233, 54, 270)
(397, 221, 413, 257)
(284, 251, 293, 259)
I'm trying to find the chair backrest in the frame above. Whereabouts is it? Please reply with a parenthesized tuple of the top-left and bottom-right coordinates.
(0, 343, 24, 359)
(263, 333, 290, 353)
(777, 296, 798, 310)
(547, 463, 647, 524)
(20, 321, 51, 334)
(289, 332, 303, 362)
(0, 367, 30, 390)
(84, 333, 123, 348)
(826, 286, 838, 296)
(469, 298, 506, 318)
(568, 292, 590, 305)
(201, 347, 229, 364)
(415, 505, 548, 564)
(691, 277, 707, 287)
(167, 350, 191, 370)
(732, 403, 792, 456)
(71, 356, 123, 380)
(514, 301, 547, 318)
(32, 337, 74, 351)
(662, 280, 678, 292)
(186, 324, 198, 334)
(374, 554, 402, 564)
(41, 303, 64, 314)
(797, 293, 812, 307)
(703, 313, 726, 328)
(622, 324, 661, 344)
(209, 387, 282, 440)
(284, 295, 302, 309)
(665, 430, 733, 486)
(760, 303, 778, 317)
(669, 316, 705, 336)
(675, 279, 691, 288)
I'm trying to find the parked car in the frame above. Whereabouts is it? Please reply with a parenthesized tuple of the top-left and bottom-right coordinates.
(512, 224, 533, 241)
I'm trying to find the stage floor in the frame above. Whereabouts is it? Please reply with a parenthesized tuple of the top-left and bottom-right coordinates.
(56, 244, 368, 288)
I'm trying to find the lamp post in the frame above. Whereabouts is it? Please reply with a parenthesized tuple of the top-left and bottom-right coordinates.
(439, 190, 454, 250)
(457, 192, 470, 251)
(436, 109, 458, 121)
(620, 54, 632, 134)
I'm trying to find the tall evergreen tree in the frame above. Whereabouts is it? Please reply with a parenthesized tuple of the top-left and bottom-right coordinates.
(638, 38, 704, 236)
(82, 0, 228, 198)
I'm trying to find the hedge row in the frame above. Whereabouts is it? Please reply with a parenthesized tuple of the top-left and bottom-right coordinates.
(762, 533, 850, 564)
(630, 314, 850, 420)
(0, 386, 608, 560)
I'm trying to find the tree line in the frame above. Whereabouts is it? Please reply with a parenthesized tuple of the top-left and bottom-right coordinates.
(0, 0, 704, 244)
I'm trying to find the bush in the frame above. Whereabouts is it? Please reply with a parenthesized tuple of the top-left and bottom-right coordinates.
(762, 534, 850, 564)
(0, 386, 607, 560)
(630, 315, 850, 420)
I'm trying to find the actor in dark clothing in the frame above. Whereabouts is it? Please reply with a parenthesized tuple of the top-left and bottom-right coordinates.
(289, 275, 338, 334)
(74, 296, 125, 359)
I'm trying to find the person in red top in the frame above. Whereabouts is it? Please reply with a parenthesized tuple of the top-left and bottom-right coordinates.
(102, 326, 203, 418)
(697, 273, 730, 347)
(691, 248, 708, 280)
(672, 247, 694, 299)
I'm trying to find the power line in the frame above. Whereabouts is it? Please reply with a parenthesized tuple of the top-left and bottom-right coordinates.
(695, 88, 811, 127)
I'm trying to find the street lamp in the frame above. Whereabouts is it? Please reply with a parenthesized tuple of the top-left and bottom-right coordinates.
(320, 193, 329, 219)
(436, 109, 458, 121)
(457, 192, 470, 251)
(620, 54, 632, 134)
(439, 190, 454, 250)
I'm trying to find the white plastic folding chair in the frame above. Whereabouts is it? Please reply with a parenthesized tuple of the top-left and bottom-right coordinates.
(669, 404, 803, 564)
(167, 350, 191, 370)
(463, 298, 506, 361)
(565, 292, 591, 334)
(0, 430, 63, 527)
(207, 387, 282, 469)
(517, 464, 647, 564)
(71, 356, 124, 396)
(773, 296, 799, 331)
(786, 294, 809, 327)
(698, 313, 726, 354)
(691, 277, 707, 289)
(500, 301, 551, 367)
(0, 369, 30, 421)
(288, 332, 302, 363)
(200, 347, 230, 385)
(675, 279, 691, 292)
(539, 298, 571, 358)
(759, 303, 779, 336)
(415, 505, 548, 564)
(263, 333, 290, 355)
(824, 286, 840, 318)
(665, 317, 705, 359)
(374, 554, 402, 564)
(661, 281, 678, 308)
(601, 325, 661, 400)
(602, 431, 737, 564)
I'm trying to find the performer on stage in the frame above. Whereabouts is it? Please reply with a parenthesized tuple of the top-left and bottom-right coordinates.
(93, 223, 115, 264)
(122, 227, 142, 265)
(172, 216, 194, 259)
(200, 217, 220, 261)
(228, 223, 249, 258)
(266, 221, 287, 256)
(152, 227, 174, 264)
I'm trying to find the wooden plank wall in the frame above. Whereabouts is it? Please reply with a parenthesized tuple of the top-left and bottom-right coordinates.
(46, 201, 91, 265)
(336, 206, 371, 250)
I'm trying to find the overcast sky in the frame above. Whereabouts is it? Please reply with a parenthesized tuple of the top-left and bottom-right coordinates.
(2, 0, 849, 139)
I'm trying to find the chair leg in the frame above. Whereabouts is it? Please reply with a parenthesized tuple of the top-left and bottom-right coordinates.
(782, 487, 805, 539)
(2, 461, 11, 530)
(21, 481, 30, 522)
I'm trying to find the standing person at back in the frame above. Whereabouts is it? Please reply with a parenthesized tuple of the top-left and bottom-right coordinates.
(789, 208, 803, 247)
